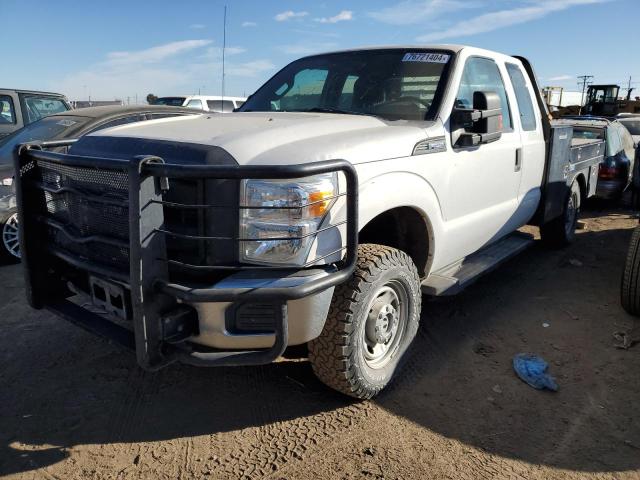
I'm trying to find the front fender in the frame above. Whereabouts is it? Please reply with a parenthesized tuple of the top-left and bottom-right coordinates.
(356, 169, 445, 269)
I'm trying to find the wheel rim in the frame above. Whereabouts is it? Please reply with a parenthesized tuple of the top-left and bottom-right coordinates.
(564, 192, 577, 237)
(2, 213, 20, 259)
(362, 281, 408, 369)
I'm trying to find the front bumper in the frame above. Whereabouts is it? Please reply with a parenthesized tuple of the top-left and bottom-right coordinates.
(15, 141, 358, 370)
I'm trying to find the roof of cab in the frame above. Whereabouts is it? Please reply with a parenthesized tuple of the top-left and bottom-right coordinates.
(0, 88, 68, 97)
(296, 44, 523, 64)
(315, 44, 466, 56)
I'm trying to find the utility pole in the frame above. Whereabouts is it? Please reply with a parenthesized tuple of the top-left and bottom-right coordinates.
(625, 76, 634, 101)
(577, 75, 593, 114)
(221, 5, 227, 111)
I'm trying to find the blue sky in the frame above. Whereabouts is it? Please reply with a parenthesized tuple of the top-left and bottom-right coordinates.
(1, 0, 638, 101)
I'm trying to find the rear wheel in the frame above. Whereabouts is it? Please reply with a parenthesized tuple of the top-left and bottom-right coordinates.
(0, 209, 20, 261)
(308, 244, 421, 399)
(621, 225, 640, 316)
(541, 181, 581, 247)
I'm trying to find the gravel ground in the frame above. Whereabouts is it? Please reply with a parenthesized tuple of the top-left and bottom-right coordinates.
(1, 206, 639, 480)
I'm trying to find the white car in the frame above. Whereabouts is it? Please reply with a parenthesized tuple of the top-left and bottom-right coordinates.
(153, 95, 246, 113)
(16, 45, 605, 399)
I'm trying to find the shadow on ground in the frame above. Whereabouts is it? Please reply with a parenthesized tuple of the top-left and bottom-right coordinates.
(0, 209, 638, 476)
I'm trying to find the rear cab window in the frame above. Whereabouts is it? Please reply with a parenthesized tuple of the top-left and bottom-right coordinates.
(506, 63, 537, 131)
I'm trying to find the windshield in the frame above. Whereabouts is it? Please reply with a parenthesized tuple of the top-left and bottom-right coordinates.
(240, 49, 453, 121)
(153, 97, 187, 106)
(620, 119, 640, 136)
(0, 115, 88, 164)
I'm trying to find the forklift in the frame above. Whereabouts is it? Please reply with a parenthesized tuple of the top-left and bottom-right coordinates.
(583, 84, 638, 117)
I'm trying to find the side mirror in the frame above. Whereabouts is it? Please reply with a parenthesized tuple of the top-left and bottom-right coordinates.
(452, 91, 503, 147)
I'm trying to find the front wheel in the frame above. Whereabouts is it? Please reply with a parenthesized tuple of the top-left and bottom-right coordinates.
(308, 244, 421, 399)
(541, 181, 581, 248)
(0, 209, 20, 261)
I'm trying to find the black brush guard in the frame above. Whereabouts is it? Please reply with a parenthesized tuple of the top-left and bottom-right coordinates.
(14, 140, 358, 370)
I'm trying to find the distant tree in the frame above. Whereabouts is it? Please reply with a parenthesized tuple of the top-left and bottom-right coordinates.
(146, 93, 158, 105)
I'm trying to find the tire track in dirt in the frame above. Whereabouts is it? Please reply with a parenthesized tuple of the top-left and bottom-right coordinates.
(205, 394, 373, 479)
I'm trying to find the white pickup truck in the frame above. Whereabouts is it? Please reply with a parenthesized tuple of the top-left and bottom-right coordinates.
(15, 45, 605, 399)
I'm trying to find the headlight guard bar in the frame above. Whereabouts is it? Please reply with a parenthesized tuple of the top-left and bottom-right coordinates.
(15, 140, 359, 369)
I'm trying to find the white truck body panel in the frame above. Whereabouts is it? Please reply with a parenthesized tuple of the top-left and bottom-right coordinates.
(69, 44, 579, 349)
(97, 46, 545, 273)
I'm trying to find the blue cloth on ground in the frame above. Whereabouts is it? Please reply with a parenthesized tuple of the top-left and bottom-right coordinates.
(512, 353, 558, 391)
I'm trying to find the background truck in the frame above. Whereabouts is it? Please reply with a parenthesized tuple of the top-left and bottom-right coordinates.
(0, 89, 71, 140)
(15, 45, 604, 399)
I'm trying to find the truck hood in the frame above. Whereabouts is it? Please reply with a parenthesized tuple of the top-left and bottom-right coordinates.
(87, 112, 441, 165)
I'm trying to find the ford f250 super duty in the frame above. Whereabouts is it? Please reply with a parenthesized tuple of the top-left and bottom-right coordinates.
(14, 45, 605, 399)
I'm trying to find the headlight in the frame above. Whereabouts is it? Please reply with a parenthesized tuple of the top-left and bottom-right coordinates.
(240, 173, 339, 266)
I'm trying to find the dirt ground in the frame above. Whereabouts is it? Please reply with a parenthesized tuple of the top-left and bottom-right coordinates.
(1, 205, 640, 480)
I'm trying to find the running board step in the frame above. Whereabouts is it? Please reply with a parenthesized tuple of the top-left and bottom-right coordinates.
(422, 232, 535, 296)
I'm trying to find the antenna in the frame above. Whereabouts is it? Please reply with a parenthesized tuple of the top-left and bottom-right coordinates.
(221, 5, 227, 112)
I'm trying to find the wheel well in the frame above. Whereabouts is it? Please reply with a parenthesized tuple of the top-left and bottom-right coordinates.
(358, 207, 432, 277)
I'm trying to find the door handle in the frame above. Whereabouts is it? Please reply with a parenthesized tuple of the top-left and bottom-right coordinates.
(515, 148, 522, 172)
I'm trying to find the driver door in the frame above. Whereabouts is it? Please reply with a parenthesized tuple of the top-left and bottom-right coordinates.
(443, 56, 522, 258)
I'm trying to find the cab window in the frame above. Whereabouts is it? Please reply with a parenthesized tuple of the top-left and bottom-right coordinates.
(0, 96, 16, 124)
(21, 95, 68, 124)
(506, 63, 537, 131)
(456, 57, 512, 130)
